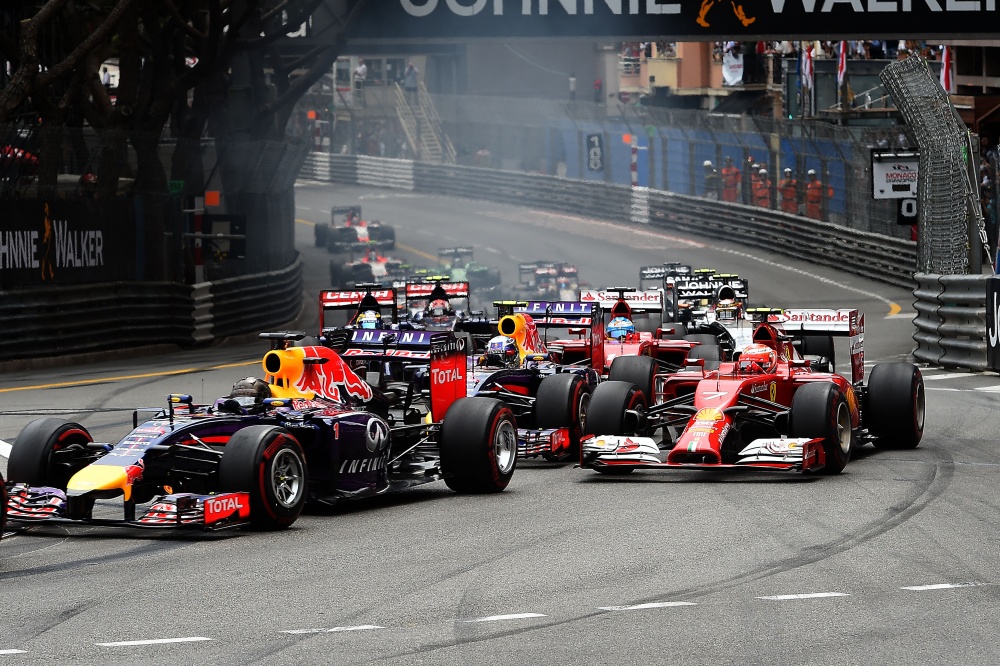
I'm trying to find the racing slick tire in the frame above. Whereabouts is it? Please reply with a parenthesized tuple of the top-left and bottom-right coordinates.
(375, 225, 396, 250)
(583, 382, 647, 476)
(790, 383, 853, 475)
(688, 341, 722, 370)
(866, 363, 925, 450)
(218, 426, 308, 530)
(439, 398, 517, 493)
(584, 381, 647, 438)
(8, 418, 94, 488)
(535, 373, 591, 460)
(314, 223, 329, 248)
(799, 335, 836, 373)
(607, 355, 657, 404)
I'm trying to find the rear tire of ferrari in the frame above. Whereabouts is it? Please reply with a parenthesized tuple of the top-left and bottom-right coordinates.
(535, 373, 590, 460)
(440, 398, 517, 493)
(314, 223, 328, 248)
(8, 418, 94, 488)
(584, 381, 647, 437)
(790, 383, 852, 475)
(607, 356, 657, 404)
(866, 363, 924, 450)
(218, 426, 308, 530)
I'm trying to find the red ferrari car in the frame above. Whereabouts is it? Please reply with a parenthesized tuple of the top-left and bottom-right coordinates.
(581, 308, 924, 475)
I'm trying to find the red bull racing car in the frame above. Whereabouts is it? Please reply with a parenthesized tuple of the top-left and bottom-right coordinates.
(4, 331, 515, 532)
(582, 308, 925, 476)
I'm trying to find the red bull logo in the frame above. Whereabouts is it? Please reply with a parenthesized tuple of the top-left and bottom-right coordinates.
(264, 346, 373, 403)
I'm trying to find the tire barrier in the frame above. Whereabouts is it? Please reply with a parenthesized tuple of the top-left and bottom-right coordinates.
(911, 273, 990, 371)
(301, 154, 916, 288)
(0, 257, 303, 364)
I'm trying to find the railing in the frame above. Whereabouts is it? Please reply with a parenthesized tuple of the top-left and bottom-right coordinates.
(912, 273, 990, 371)
(419, 82, 457, 165)
(0, 258, 303, 365)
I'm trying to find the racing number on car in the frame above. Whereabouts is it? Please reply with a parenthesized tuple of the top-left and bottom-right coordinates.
(586, 134, 604, 173)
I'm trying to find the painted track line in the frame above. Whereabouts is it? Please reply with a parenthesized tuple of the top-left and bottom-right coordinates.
(0, 650, 26, 655)
(922, 372, 974, 381)
(599, 602, 696, 611)
(902, 582, 986, 591)
(96, 637, 212, 647)
(281, 625, 384, 635)
(458, 613, 546, 623)
(0, 439, 10, 459)
(757, 592, 849, 600)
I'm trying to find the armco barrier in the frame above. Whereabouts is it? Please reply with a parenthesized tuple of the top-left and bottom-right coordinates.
(0, 257, 303, 363)
(304, 153, 915, 288)
(935, 274, 989, 371)
(911, 273, 944, 366)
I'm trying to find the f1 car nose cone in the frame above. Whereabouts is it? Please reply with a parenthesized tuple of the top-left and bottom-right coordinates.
(68, 465, 132, 499)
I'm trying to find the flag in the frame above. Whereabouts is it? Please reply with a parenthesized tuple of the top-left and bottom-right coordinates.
(940, 45, 953, 93)
(837, 41, 847, 87)
(802, 45, 814, 89)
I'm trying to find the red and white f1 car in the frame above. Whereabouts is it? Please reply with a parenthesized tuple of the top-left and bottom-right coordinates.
(581, 308, 925, 476)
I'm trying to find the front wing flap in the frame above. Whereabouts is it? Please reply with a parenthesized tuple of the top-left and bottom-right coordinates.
(6, 484, 251, 531)
(582, 436, 826, 472)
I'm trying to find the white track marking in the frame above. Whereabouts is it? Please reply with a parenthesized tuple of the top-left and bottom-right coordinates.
(757, 593, 849, 600)
(886, 313, 916, 319)
(902, 583, 987, 591)
(281, 625, 383, 635)
(458, 613, 546, 623)
(96, 637, 212, 647)
(0, 439, 10, 458)
(295, 206, 314, 211)
(922, 372, 974, 381)
(975, 385, 1000, 392)
(599, 602, 696, 611)
(0, 650, 26, 655)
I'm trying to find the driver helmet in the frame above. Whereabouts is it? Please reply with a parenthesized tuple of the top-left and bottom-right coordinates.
(428, 299, 450, 317)
(229, 377, 271, 409)
(485, 335, 519, 368)
(607, 316, 636, 340)
(738, 344, 777, 374)
(358, 310, 381, 330)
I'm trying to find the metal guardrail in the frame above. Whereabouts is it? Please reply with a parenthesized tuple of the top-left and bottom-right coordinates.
(910, 273, 989, 371)
(0, 257, 303, 363)
(300, 153, 914, 288)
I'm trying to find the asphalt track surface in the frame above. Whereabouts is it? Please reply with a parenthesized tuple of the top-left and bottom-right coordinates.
(0, 181, 998, 665)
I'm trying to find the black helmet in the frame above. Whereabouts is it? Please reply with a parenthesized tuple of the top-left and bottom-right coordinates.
(229, 377, 271, 408)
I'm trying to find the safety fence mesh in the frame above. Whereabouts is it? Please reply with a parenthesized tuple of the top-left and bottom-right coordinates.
(880, 56, 971, 274)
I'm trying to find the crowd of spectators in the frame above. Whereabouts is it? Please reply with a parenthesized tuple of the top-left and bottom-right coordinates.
(981, 141, 998, 252)
(711, 40, 947, 63)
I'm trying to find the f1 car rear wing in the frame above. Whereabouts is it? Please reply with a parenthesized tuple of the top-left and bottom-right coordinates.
(438, 247, 475, 267)
(405, 280, 470, 301)
(319, 284, 398, 331)
(514, 301, 599, 327)
(339, 329, 435, 360)
(429, 332, 469, 422)
(673, 274, 750, 302)
(330, 205, 362, 225)
(579, 288, 663, 313)
(748, 307, 865, 383)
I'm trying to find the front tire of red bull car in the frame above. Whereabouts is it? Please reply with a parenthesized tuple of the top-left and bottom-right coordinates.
(866, 363, 925, 450)
(790, 383, 853, 475)
(439, 398, 517, 493)
(218, 426, 308, 530)
(535, 373, 591, 461)
(8, 418, 94, 489)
